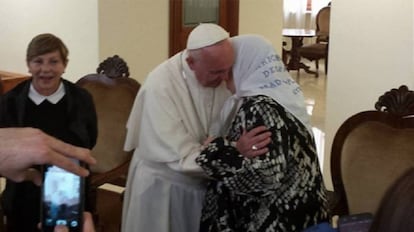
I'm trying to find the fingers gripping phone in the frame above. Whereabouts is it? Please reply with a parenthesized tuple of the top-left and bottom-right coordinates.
(41, 163, 85, 232)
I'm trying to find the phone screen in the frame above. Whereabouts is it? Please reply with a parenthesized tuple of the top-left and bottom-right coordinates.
(41, 164, 84, 232)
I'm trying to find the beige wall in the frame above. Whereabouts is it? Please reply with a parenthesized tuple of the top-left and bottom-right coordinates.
(98, 0, 284, 84)
(324, 0, 414, 189)
(0, 0, 99, 81)
(98, 0, 169, 83)
(239, 0, 283, 55)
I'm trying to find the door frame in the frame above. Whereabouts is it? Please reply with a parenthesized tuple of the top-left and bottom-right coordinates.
(169, 0, 239, 57)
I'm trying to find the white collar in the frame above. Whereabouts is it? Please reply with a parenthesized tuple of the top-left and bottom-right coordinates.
(29, 81, 65, 105)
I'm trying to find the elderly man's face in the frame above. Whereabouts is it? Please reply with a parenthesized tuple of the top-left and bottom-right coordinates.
(187, 39, 235, 88)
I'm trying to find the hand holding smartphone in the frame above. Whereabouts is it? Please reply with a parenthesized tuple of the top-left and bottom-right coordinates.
(41, 163, 85, 232)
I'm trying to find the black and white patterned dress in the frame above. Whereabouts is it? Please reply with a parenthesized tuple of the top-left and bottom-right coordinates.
(196, 95, 329, 232)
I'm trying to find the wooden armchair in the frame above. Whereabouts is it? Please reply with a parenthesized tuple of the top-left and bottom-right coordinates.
(330, 85, 414, 217)
(298, 5, 330, 77)
(76, 55, 140, 231)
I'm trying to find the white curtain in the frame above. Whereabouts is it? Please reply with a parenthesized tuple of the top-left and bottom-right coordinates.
(283, 0, 331, 46)
(283, 0, 331, 29)
(283, 0, 308, 29)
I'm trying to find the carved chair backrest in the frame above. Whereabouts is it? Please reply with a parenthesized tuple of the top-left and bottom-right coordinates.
(330, 85, 414, 216)
(97, 55, 130, 79)
(316, 6, 331, 43)
(77, 74, 140, 174)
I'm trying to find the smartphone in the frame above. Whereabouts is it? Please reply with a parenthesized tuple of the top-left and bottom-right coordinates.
(40, 163, 85, 232)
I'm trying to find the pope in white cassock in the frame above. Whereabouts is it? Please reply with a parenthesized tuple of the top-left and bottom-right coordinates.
(121, 23, 234, 232)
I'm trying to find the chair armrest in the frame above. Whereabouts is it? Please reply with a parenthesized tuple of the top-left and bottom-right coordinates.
(327, 190, 341, 228)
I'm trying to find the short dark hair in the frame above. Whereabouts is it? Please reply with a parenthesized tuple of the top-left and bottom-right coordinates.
(26, 33, 69, 65)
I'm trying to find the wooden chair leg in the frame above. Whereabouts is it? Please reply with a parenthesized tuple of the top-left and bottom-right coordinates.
(282, 41, 289, 66)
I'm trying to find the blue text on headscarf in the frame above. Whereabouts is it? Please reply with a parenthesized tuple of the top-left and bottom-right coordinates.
(255, 53, 302, 95)
(259, 78, 295, 89)
(256, 53, 283, 71)
(259, 79, 302, 95)
(256, 53, 288, 78)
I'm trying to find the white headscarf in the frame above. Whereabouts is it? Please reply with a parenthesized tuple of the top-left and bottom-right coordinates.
(218, 34, 312, 135)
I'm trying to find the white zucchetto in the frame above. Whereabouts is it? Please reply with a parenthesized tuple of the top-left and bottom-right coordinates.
(186, 23, 230, 50)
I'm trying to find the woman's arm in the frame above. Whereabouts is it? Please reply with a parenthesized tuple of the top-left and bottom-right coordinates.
(197, 97, 290, 196)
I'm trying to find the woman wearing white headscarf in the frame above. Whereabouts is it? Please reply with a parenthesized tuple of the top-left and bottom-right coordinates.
(196, 35, 329, 232)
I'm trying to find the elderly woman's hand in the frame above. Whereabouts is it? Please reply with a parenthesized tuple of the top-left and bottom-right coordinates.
(236, 126, 271, 158)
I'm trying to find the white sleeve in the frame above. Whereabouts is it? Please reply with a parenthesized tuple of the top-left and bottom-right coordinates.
(126, 77, 206, 175)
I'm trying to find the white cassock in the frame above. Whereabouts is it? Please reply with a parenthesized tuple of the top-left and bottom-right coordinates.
(121, 50, 231, 232)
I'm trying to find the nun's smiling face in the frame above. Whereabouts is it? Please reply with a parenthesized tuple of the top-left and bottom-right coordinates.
(28, 50, 65, 96)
